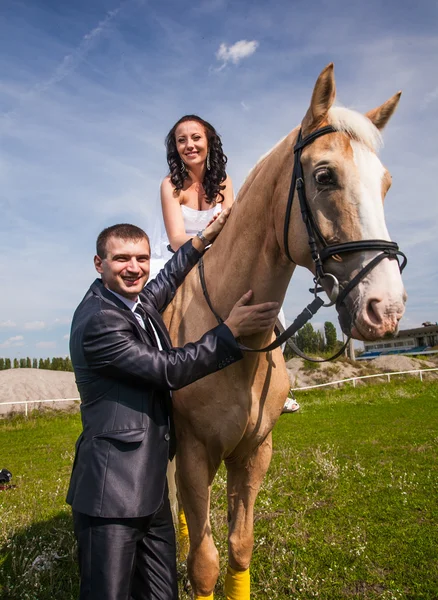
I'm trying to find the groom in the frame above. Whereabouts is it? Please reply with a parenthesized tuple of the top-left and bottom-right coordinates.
(67, 210, 279, 600)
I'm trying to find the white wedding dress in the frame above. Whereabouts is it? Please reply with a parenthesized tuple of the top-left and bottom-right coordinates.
(149, 204, 221, 280)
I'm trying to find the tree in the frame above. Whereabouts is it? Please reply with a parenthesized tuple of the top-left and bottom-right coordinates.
(295, 323, 317, 353)
(5, 358, 11, 369)
(324, 321, 338, 351)
(315, 329, 325, 353)
(0, 358, 4, 370)
(32, 358, 38, 368)
(26, 357, 31, 368)
(13, 358, 19, 368)
(19, 358, 26, 368)
(38, 358, 44, 369)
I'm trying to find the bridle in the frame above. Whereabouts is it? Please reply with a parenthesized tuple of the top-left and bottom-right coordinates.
(284, 125, 407, 310)
(199, 125, 407, 358)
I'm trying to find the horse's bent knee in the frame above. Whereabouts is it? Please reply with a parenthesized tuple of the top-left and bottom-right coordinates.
(228, 532, 254, 571)
(188, 539, 220, 596)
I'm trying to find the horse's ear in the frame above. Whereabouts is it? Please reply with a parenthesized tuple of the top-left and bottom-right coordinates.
(365, 92, 401, 130)
(301, 63, 336, 135)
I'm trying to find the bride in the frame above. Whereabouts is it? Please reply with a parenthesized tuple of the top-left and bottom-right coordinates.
(151, 114, 299, 414)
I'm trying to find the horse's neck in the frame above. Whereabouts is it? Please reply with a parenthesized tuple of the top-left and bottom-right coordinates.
(204, 167, 295, 315)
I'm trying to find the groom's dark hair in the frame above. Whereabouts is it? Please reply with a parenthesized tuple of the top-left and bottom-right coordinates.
(96, 224, 150, 259)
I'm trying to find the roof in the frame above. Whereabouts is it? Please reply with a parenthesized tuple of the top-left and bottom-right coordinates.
(397, 324, 438, 337)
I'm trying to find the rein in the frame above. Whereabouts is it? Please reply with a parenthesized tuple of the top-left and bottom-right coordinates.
(199, 125, 407, 360)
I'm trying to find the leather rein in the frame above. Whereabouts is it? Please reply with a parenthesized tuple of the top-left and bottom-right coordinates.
(199, 125, 407, 359)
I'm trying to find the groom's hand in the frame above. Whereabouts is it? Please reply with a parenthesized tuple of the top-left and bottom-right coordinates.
(225, 290, 279, 338)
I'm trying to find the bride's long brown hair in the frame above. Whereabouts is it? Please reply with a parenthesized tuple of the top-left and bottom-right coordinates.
(165, 115, 228, 204)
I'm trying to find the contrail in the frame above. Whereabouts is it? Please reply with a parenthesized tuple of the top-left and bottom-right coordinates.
(1, 0, 129, 124)
(33, 3, 125, 94)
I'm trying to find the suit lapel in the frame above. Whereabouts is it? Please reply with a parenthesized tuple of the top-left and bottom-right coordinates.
(90, 279, 157, 347)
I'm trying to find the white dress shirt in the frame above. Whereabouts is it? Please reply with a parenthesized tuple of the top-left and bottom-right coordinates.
(107, 288, 163, 350)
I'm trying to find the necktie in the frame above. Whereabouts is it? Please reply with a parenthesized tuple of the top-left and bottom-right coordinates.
(134, 303, 156, 342)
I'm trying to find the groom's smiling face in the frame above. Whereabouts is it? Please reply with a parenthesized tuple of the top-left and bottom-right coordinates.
(94, 236, 151, 300)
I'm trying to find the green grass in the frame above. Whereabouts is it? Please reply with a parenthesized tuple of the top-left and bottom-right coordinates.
(0, 380, 437, 599)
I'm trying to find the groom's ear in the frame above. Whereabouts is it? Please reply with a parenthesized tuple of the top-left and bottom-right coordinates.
(94, 255, 104, 274)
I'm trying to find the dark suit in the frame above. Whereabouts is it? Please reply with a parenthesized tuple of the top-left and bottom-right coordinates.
(67, 241, 242, 599)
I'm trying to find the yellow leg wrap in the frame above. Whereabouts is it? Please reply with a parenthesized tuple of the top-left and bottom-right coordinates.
(224, 566, 250, 600)
(177, 508, 190, 562)
(194, 595, 214, 600)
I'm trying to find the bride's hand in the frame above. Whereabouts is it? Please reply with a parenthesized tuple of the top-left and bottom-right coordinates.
(203, 207, 231, 243)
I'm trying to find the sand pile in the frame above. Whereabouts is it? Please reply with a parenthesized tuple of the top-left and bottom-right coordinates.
(0, 369, 79, 415)
(370, 355, 435, 372)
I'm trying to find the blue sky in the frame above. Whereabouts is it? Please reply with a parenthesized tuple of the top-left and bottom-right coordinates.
(1, 0, 437, 358)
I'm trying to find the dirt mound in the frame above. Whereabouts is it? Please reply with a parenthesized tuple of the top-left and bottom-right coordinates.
(286, 357, 362, 388)
(286, 354, 436, 388)
(0, 369, 79, 414)
(371, 355, 435, 372)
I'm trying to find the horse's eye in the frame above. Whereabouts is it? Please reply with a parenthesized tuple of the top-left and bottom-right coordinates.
(314, 168, 334, 185)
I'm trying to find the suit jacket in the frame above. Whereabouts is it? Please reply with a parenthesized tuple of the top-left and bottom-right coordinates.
(66, 240, 242, 518)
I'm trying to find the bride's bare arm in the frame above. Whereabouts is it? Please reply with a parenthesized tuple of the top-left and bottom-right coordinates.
(160, 177, 192, 251)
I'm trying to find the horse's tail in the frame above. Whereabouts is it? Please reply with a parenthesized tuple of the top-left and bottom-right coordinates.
(167, 458, 190, 561)
(167, 459, 179, 525)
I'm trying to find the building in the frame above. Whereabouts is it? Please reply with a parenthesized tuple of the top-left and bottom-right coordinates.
(358, 322, 438, 360)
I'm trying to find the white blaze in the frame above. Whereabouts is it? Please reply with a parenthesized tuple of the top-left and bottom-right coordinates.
(350, 139, 404, 300)
(351, 140, 389, 240)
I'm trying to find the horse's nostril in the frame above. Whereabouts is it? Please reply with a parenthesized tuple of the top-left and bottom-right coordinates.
(366, 299, 384, 326)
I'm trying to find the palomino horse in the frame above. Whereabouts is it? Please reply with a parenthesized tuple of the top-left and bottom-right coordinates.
(163, 63, 407, 599)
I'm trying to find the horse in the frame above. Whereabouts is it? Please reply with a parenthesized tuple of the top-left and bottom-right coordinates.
(163, 63, 407, 599)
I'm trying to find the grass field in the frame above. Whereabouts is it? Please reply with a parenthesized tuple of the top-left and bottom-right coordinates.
(0, 379, 437, 599)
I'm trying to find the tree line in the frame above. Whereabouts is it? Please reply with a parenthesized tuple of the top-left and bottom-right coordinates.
(285, 321, 341, 358)
(0, 321, 340, 371)
(0, 357, 73, 371)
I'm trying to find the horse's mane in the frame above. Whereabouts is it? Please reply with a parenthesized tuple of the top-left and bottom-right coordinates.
(236, 106, 382, 202)
(235, 134, 289, 202)
(328, 106, 382, 151)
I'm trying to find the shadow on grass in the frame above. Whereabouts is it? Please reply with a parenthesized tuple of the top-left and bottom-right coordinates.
(0, 511, 79, 600)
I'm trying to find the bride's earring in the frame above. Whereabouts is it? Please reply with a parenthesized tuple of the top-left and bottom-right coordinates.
(180, 160, 187, 175)
(206, 151, 211, 171)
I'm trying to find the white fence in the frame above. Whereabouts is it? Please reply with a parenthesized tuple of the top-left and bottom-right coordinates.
(0, 397, 80, 417)
(294, 367, 438, 391)
(1, 367, 437, 416)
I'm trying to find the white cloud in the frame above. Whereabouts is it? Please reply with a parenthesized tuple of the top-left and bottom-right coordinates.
(0, 320, 16, 328)
(63, 334, 70, 340)
(53, 317, 72, 326)
(422, 86, 438, 109)
(24, 321, 46, 330)
(36, 341, 57, 349)
(0, 335, 24, 348)
(216, 40, 259, 66)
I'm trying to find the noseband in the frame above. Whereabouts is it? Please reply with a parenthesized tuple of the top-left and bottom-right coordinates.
(199, 125, 407, 359)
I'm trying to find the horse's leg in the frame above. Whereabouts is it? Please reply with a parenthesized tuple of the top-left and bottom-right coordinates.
(177, 439, 221, 599)
(224, 433, 273, 600)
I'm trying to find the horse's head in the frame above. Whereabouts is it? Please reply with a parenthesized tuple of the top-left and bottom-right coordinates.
(279, 64, 406, 342)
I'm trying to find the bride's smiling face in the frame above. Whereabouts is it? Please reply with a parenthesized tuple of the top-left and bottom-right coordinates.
(175, 121, 208, 169)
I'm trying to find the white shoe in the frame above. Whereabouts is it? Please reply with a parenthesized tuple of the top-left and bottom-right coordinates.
(282, 397, 300, 413)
